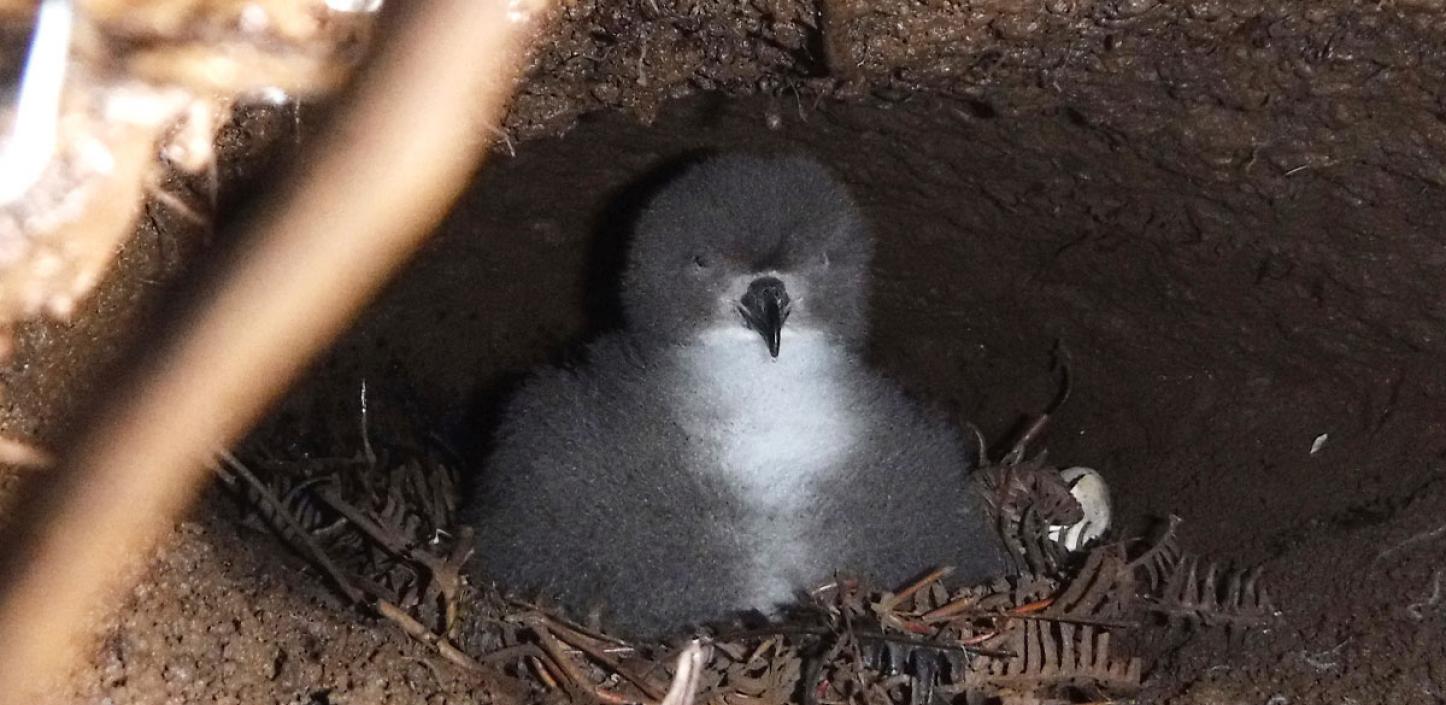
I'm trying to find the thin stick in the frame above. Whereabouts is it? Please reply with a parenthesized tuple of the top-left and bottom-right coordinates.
(529, 655, 561, 690)
(0, 1, 552, 698)
(878, 566, 953, 613)
(660, 641, 710, 705)
(545, 616, 668, 702)
(311, 481, 468, 633)
(376, 598, 484, 673)
(1380, 523, 1446, 559)
(215, 451, 366, 605)
(837, 594, 873, 699)
(713, 625, 1009, 658)
(532, 622, 601, 704)
(919, 593, 981, 623)
(506, 598, 634, 646)
(314, 483, 437, 569)
(1001, 355, 1072, 465)
(965, 611, 1136, 629)
(480, 643, 547, 665)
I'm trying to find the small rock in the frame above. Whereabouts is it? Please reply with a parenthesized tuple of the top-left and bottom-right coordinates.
(1112, 0, 1157, 18)
(591, 82, 621, 104)
(1186, 0, 1225, 20)
(764, 104, 784, 131)
(162, 661, 195, 686)
(992, 13, 1042, 39)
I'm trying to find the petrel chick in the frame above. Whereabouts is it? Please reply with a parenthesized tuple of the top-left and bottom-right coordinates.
(470, 154, 1007, 638)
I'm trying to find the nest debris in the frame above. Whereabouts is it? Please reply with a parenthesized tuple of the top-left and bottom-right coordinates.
(224, 392, 1278, 705)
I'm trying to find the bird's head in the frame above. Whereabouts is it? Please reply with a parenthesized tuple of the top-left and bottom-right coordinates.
(623, 154, 873, 358)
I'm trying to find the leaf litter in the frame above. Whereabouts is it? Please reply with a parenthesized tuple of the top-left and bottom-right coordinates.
(222, 382, 1277, 705)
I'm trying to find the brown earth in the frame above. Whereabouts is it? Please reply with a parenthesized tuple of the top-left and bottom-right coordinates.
(2, 1, 1445, 703)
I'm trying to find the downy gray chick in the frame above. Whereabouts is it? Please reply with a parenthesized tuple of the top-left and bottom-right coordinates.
(470, 154, 1006, 639)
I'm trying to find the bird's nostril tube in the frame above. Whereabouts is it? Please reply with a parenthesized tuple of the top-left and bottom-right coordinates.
(745, 277, 790, 311)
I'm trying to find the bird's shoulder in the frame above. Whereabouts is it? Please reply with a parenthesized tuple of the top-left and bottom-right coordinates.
(846, 365, 978, 468)
(481, 333, 688, 500)
(495, 333, 664, 435)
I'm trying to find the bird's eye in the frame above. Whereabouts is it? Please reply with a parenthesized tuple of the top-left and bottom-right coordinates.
(693, 255, 710, 269)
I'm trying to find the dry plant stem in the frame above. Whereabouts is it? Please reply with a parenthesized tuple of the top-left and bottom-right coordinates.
(1010, 598, 1054, 614)
(528, 654, 562, 690)
(532, 622, 609, 704)
(401, 655, 445, 689)
(1001, 367, 1070, 464)
(481, 643, 551, 665)
(375, 598, 484, 674)
(592, 686, 640, 705)
(879, 566, 954, 613)
(718, 625, 983, 654)
(0, 0, 552, 698)
(314, 483, 446, 573)
(545, 616, 669, 702)
(312, 482, 468, 633)
(530, 606, 634, 647)
(1003, 415, 1051, 465)
(216, 451, 367, 605)
(838, 602, 874, 698)
(984, 612, 1136, 629)
(660, 641, 710, 705)
(441, 531, 475, 632)
(920, 594, 981, 622)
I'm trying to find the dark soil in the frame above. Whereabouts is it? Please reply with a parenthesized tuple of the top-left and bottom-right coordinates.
(2, 1, 1445, 703)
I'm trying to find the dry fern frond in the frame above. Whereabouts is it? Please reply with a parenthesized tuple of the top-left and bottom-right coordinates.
(1147, 557, 1276, 631)
(967, 621, 1142, 698)
(1126, 515, 1184, 590)
(1044, 544, 1133, 624)
(979, 461, 1081, 577)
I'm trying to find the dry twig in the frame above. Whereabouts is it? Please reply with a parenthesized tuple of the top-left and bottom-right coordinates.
(215, 450, 367, 605)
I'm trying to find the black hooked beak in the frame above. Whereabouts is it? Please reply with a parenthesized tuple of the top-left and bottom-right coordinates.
(739, 276, 791, 358)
